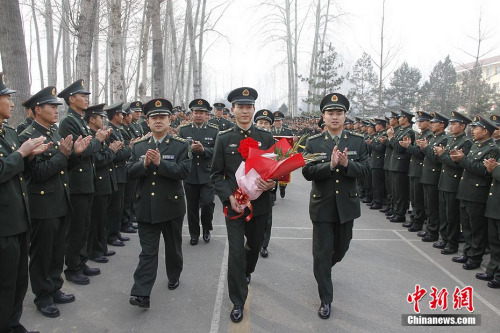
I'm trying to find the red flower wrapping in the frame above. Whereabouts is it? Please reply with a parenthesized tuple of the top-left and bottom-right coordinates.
(223, 188, 253, 222)
(238, 137, 259, 160)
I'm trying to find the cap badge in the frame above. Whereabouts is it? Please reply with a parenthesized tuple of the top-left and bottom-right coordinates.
(474, 116, 479, 121)
(1, 75, 5, 84)
(451, 111, 455, 117)
(52, 88, 56, 95)
(136, 102, 140, 107)
(263, 110, 268, 116)
(418, 112, 422, 116)
(81, 80, 85, 87)
(198, 99, 203, 105)
(155, 100, 162, 108)
(331, 95, 338, 102)
(242, 89, 250, 96)
(494, 116, 497, 121)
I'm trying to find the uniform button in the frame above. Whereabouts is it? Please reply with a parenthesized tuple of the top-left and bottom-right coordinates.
(153, 172, 157, 175)
(454, 175, 457, 178)
(40, 191, 45, 195)
(490, 193, 493, 195)
(461, 177, 463, 180)
(152, 182, 155, 186)
(64, 183, 67, 187)
(231, 151, 234, 154)
(60, 171, 64, 175)
(79, 168, 83, 172)
(335, 169, 339, 173)
(336, 180, 339, 183)
(109, 168, 113, 172)
(335, 191, 339, 194)
(151, 192, 155, 196)
(476, 184, 479, 186)
(48, 153, 52, 156)
(174, 195, 178, 199)
(23, 192, 25, 196)
(99, 176, 102, 179)
(313, 194, 316, 198)
(197, 156, 200, 158)
(20, 177, 23, 181)
(197, 163, 200, 166)
(442, 170, 445, 173)
(432, 169, 435, 172)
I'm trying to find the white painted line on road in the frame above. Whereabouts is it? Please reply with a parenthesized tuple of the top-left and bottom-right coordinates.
(210, 239, 229, 333)
(393, 230, 500, 318)
(183, 234, 421, 241)
(210, 225, 407, 231)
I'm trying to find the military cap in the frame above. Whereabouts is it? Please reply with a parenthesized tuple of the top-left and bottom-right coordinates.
(213, 102, 225, 110)
(58, 79, 90, 99)
(389, 111, 399, 119)
(472, 115, 498, 134)
(490, 114, 500, 127)
(416, 111, 433, 122)
(318, 118, 325, 129)
(344, 117, 354, 125)
(223, 108, 231, 115)
(354, 116, 362, 123)
(85, 103, 106, 118)
(227, 87, 258, 105)
(399, 109, 414, 120)
(361, 119, 370, 126)
(385, 116, 390, 123)
(430, 112, 449, 124)
(273, 111, 285, 120)
(374, 117, 387, 126)
(104, 101, 125, 118)
(23, 86, 62, 110)
(122, 102, 132, 114)
(143, 98, 172, 117)
(189, 98, 211, 112)
(449, 111, 472, 124)
(254, 109, 274, 125)
(320, 93, 349, 113)
(130, 101, 143, 111)
(0, 73, 17, 95)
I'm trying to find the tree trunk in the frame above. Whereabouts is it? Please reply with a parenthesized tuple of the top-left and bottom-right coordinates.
(45, 0, 56, 86)
(109, 0, 124, 102)
(31, 0, 44, 88)
(139, 0, 151, 101)
(306, 0, 321, 113)
(150, 0, 164, 97)
(0, 0, 30, 126)
(92, 0, 100, 104)
(197, 0, 207, 96)
(170, 0, 185, 105)
(377, 0, 385, 117)
(61, 0, 72, 87)
(75, 0, 99, 85)
(186, 0, 200, 98)
(285, 0, 294, 117)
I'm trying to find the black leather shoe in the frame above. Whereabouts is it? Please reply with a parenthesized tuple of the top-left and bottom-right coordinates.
(129, 296, 150, 308)
(37, 304, 60, 318)
(408, 224, 423, 232)
(441, 247, 458, 255)
(385, 210, 394, 216)
(190, 238, 198, 246)
(417, 231, 428, 237)
(203, 230, 211, 243)
(130, 215, 137, 223)
(370, 204, 382, 210)
(118, 235, 130, 242)
(260, 247, 268, 258)
(104, 250, 116, 256)
(131, 223, 138, 229)
(82, 264, 101, 276)
(246, 274, 251, 284)
(53, 290, 75, 304)
(168, 279, 179, 290)
(91, 256, 109, 263)
(120, 225, 137, 234)
(380, 207, 390, 213)
(109, 239, 125, 247)
(463, 261, 480, 270)
(476, 272, 494, 281)
(318, 302, 331, 319)
(402, 221, 413, 228)
(65, 273, 89, 285)
(452, 255, 468, 263)
(230, 305, 244, 323)
(432, 241, 447, 249)
(390, 216, 405, 223)
(279, 186, 286, 198)
(487, 279, 500, 288)
(421, 235, 438, 242)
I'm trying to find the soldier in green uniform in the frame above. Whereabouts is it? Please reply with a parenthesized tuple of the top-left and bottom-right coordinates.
(58, 79, 108, 285)
(451, 116, 500, 270)
(416, 112, 449, 242)
(209, 102, 234, 131)
(211, 87, 276, 323)
(491, 115, 500, 145)
(380, 112, 400, 216)
(128, 98, 191, 309)
(129, 101, 145, 139)
(178, 98, 219, 245)
(303, 93, 370, 319)
(344, 117, 354, 131)
(361, 120, 374, 205)
(368, 118, 387, 210)
(86, 104, 120, 263)
(19, 87, 80, 318)
(16, 100, 34, 134)
(434, 111, 472, 254)
(272, 111, 294, 198)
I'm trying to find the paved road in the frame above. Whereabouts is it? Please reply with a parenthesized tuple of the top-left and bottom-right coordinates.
(22, 170, 500, 332)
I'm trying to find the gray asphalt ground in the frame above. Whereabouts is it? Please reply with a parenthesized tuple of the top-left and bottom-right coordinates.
(21, 170, 500, 332)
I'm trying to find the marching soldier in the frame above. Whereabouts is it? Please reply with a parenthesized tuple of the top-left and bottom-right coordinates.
(209, 102, 233, 131)
(368, 118, 387, 210)
(178, 98, 219, 245)
(58, 79, 108, 285)
(434, 111, 472, 255)
(0, 73, 48, 333)
(416, 112, 449, 242)
(19, 87, 79, 318)
(451, 116, 500, 270)
(380, 112, 400, 217)
(211, 87, 275, 323)
(128, 98, 191, 309)
(302, 92, 370, 319)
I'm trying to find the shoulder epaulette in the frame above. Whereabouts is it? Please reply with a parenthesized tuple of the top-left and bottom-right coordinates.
(349, 131, 364, 138)
(207, 123, 219, 130)
(255, 126, 271, 133)
(173, 136, 187, 143)
(4, 124, 15, 130)
(179, 122, 191, 128)
(307, 133, 322, 140)
(218, 128, 233, 135)
(133, 136, 150, 145)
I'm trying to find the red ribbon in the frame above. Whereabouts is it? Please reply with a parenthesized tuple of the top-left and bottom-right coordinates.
(223, 188, 253, 222)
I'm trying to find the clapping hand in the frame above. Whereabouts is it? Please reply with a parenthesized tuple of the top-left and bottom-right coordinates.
(449, 149, 464, 162)
(484, 158, 499, 173)
(399, 136, 411, 148)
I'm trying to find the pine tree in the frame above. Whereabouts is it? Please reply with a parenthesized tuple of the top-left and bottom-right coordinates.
(385, 62, 421, 111)
(420, 56, 458, 113)
(458, 62, 497, 116)
(348, 52, 379, 118)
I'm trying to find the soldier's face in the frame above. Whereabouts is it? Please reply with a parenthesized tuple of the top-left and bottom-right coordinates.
(36, 104, 59, 125)
(256, 119, 271, 130)
(26, 108, 35, 120)
(274, 119, 283, 128)
(132, 111, 141, 121)
(148, 115, 170, 134)
(323, 110, 345, 132)
(472, 126, 488, 141)
(375, 123, 384, 132)
(417, 120, 429, 131)
(215, 108, 223, 117)
(232, 104, 255, 126)
(192, 110, 206, 125)
(493, 129, 500, 139)
(0, 94, 14, 120)
(91, 115, 105, 129)
(430, 122, 444, 133)
(123, 114, 132, 125)
(449, 121, 464, 135)
(69, 93, 89, 111)
(390, 118, 398, 126)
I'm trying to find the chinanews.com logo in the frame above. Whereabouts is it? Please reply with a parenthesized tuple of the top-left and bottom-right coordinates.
(402, 284, 481, 326)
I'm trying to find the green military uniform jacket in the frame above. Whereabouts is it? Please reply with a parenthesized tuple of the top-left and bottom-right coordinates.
(271, 127, 294, 136)
(16, 117, 33, 135)
(127, 134, 191, 223)
(107, 122, 132, 184)
(438, 133, 472, 193)
(130, 120, 144, 138)
(383, 126, 399, 172)
(58, 108, 103, 194)
(0, 124, 30, 237)
(211, 124, 274, 217)
(370, 131, 387, 169)
(457, 137, 500, 204)
(19, 121, 71, 219)
(90, 129, 117, 197)
(420, 131, 448, 186)
(485, 158, 500, 219)
(302, 130, 370, 223)
(407, 128, 432, 178)
(208, 117, 233, 131)
(389, 125, 415, 173)
(121, 125, 134, 146)
(178, 122, 219, 185)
